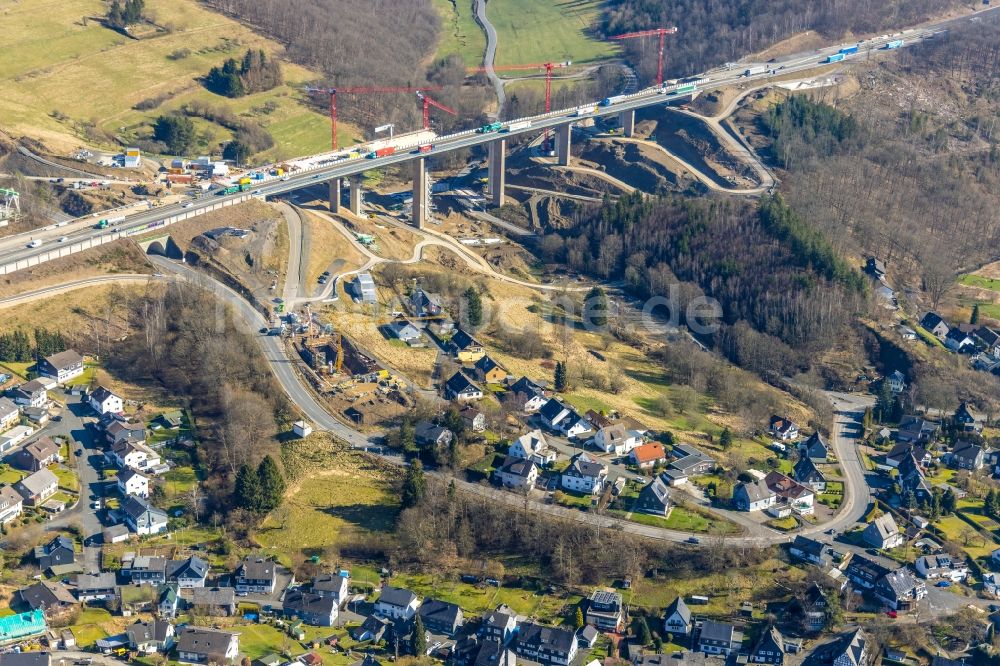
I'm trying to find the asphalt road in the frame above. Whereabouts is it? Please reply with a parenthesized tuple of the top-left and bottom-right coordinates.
(473, 0, 505, 112)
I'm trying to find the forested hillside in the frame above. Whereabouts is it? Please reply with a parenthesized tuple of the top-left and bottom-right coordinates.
(750, 19, 1000, 308)
(202, 0, 492, 132)
(601, 0, 963, 81)
(541, 192, 868, 378)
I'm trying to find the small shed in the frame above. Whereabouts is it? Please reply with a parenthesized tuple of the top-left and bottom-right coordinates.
(293, 421, 313, 438)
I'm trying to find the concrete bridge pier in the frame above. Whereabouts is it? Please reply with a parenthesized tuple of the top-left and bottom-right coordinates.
(619, 109, 636, 137)
(412, 157, 430, 229)
(555, 123, 572, 166)
(348, 175, 363, 216)
(487, 138, 506, 208)
(328, 177, 342, 213)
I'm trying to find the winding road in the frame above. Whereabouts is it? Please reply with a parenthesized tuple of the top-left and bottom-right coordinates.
(473, 0, 505, 114)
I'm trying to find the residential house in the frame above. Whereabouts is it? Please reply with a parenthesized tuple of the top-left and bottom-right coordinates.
(984, 573, 1000, 596)
(312, 572, 350, 604)
(410, 289, 443, 318)
(897, 453, 932, 501)
(445, 371, 484, 403)
(914, 554, 969, 582)
(886, 443, 931, 469)
(629, 443, 666, 469)
(561, 453, 607, 495)
(749, 626, 790, 665)
(789, 536, 828, 567)
(89, 387, 123, 415)
(418, 599, 464, 636)
(799, 433, 829, 462)
(594, 424, 641, 456)
(353, 273, 377, 304)
(126, 619, 175, 654)
(38, 350, 84, 384)
(106, 421, 147, 448)
(118, 468, 151, 498)
(474, 356, 509, 385)
(769, 416, 799, 441)
(34, 536, 75, 572)
(495, 456, 538, 490)
(874, 567, 926, 611)
(896, 416, 939, 444)
(127, 555, 168, 586)
(507, 376, 548, 413)
(558, 410, 594, 440)
(103, 524, 130, 545)
(509, 430, 556, 466)
(187, 587, 236, 616)
(351, 615, 390, 642)
(920, 312, 949, 339)
(122, 496, 168, 535)
(663, 596, 692, 636)
(169, 556, 208, 588)
(577, 625, 599, 649)
(796, 582, 830, 633)
(793, 457, 827, 491)
(513, 622, 578, 665)
(234, 556, 277, 594)
(863, 514, 903, 550)
(0, 398, 20, 431)
(0, 485, 23, 525)
(733, 480, 776, 512)
(945, 328, 975, 353)
(844, 556, 891, 590)
(11, 380, 48, 409)
(22, 406, 48, 426)
(887, 371, 906, 395)
(763, 472, 815, 514)
(976, 327, 1000, 356)
(829, 629, 870, 666)
(539, 399, 571, 431)
(15, 469, 58, 507)
(950, 440, 985, 470)
(374, 585, 420, 621)
(585, 589, 624, 632)
(634, 477, 671, 516)
(697, 620, 743, 656)
(17, 581, 77, 618)
(954, 402, 984, 433)
(75, 573, 117, 602)
(283, 590, 339, 627)
(384, 318, 422, 345)
(176, 627, 240, 664)
(451, 329, 485, 363)
(415, 422, 454, 448)
(669, 444, 715, 476)
(13, 437, 60, 472)
(109, 440, 159, 471)
(480, 607, 517, 644)
(461, 406, 487, 433)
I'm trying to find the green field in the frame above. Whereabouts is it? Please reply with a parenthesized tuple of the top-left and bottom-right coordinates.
(0, 0, 344, 160)
(485, 0, 618, 67)
(432, 0, 488, 67)
(960, 274, 1000, 292)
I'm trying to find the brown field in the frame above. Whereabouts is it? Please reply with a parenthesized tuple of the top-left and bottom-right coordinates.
(0, 241, 152, 298)
(301, 211, 367, 291)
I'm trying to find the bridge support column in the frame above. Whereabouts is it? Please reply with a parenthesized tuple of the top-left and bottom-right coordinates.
(348, 175, 363, 216)
(487, 138, 506, 208)
(555, 123, 572, 166)
(619, 109, 636, 138)
(328, 177, 342, 214)
(412, 157, 430, 229)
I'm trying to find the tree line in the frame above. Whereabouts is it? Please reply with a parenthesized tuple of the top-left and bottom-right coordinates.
(0, 329, 67, 363)
(106, 0, 145, 30)
(205, 49, 283, 99)
(600, 0, 963, 85)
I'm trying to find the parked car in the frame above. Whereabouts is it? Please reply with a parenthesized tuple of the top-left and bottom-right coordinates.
(936, 581, 951, 588)
(686, 537, 700, 544)
(886, 610, 898, 618)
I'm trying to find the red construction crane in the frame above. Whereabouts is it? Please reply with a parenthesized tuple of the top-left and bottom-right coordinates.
(415, 91, 457, 130)
(305, 85, 443, 150)
(467, 61, 570, 116)
(611, 27, 678, 86)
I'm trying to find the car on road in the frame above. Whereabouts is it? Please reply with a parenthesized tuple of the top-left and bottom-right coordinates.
(318, 276, 328, 284)
(686, 536, 700, 544)
(826, 528, 836, 534)
(253, 189, 262, 195)
(58, 236, 68, 242)
(259, 327, 268, 335)
(281, 175, 290, 181)
(182, 202, 193, 208)
(76, 448, 82, 456)
(936, 580, 951, 587)
(866, 548, 880, 556)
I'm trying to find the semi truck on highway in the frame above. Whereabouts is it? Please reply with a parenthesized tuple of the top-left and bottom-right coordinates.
(839, 45, 860, 55)
(94, 215, 125, 229)
(574, 105, 597, 116)
(600, 95, 626, 107)
(27, 239, 42, 248)
(825, 53, 846, 63)
(884, 39, 904, 49)
(476, 122, 503, 134)
(504, 120, 531, 132)
(367, 146, 396, 159)
(742, 66, 766, 77)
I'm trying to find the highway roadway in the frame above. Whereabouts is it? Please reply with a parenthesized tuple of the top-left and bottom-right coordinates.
(3, 5, 996, 272)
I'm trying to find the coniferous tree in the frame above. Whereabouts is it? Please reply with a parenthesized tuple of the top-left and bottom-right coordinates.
(972, 304, 981, 325)
(465, 287, 483, 327)
(720, 427, 733, 450)
(554, 361, 567, 392)
(411, 614, 427, 656)
(401, 460, 426, 509)
(234, 463, 261, 513)
(638, 617, 653, 646)
(256, 455, 285, 513)
(585, 286, 609, 328)
(574, 607, 585, 629)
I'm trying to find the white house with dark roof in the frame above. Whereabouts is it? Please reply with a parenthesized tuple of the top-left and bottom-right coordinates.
(38, 350, 84, 384)
(122, 496, 168, 535)
(176, 626, 239, 664)
(0, 397, 20, 431)
(914, 554, 968, 582)
(235, 556, 277, 594)
(863, 513, 902, 550)
(769, 416, 799, 441)
(496, 456, 538, 489)
(733, 479, 776, 512)
(663, 596, 691, 636)
(374, 585, 420, 620)
(0, 485, 23, 525)
(561, 453, 607, 495)
(559, 411, 594, 440)
(799, 432, 829, 462)
(509, 430, 556, 466)
(89, 387, 123, 415)
(11, 380, 48, 409)
(539, 398, 571, 430)
(445, 371, 484, 402)
(697, 620, 743, 656)
(118, 468, 150, 498)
